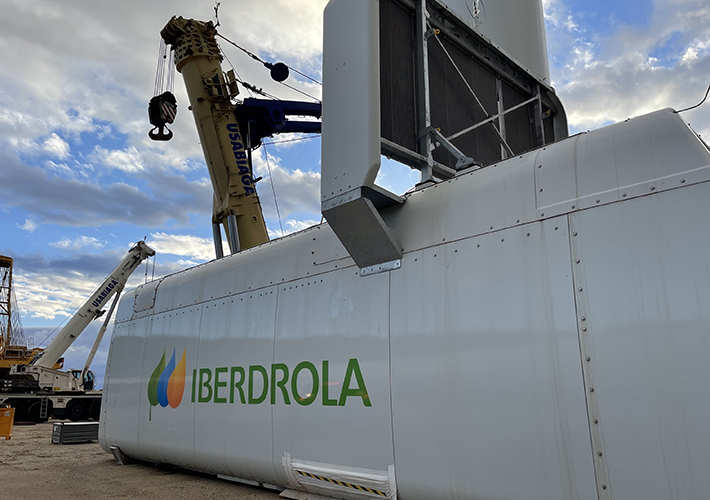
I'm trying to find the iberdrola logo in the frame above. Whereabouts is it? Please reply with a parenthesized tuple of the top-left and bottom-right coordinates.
(147, 348, 186, 420)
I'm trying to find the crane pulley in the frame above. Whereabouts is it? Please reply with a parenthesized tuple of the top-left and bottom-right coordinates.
(149, 37, 178, 141)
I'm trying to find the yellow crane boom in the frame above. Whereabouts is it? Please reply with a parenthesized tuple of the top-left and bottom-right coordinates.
(160, 17, 269, 254)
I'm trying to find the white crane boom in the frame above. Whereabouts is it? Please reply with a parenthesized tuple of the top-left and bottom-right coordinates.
(32, 241, 155, 369)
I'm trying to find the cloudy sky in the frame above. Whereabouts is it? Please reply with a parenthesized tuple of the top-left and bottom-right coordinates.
(1, 0, 708, 387)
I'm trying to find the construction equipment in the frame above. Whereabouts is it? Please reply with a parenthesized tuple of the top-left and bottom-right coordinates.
(0, 241, 155, 422)
(0, 256, 63, 379)
(154, 17, 321, 258)
(101, 2, 710, 499)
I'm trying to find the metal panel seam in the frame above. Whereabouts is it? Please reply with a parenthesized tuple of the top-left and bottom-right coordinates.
(566, 213, 608, 499)
(270, 285, 281, 486)
(387, 270, 398, 497)
(549, 176, 710, 222)
(192, 305, 205, 469)
(140, 265, 359, 317)
(135, 317, 153, 457)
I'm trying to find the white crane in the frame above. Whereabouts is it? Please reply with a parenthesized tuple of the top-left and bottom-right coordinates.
(9, 241, 155, 392)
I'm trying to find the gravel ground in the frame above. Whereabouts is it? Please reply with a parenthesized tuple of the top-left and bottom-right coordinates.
(0, 421, 282, 500)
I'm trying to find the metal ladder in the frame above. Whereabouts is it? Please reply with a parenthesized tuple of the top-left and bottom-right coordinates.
(40, 396, 49, 420)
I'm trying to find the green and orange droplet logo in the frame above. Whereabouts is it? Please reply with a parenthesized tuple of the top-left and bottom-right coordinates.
(147, 348, 186, 418)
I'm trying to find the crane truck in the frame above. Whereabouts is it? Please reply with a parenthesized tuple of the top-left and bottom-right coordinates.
(0, 241, 155, 422)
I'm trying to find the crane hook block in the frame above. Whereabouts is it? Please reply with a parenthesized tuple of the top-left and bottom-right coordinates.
(148, 91, 178, 141)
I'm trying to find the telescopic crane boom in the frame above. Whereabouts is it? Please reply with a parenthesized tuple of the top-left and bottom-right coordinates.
(31, 241, 155, 369)
(1, 241, 155, 422)
(160, 17, 269, 255)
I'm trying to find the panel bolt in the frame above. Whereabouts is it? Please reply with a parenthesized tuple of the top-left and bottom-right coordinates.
(589, 387, 595, 392)
(602, 485, 607, 490)
(578, 287, 583, 292)
(594, 419, 599, 424)
(573, 232, 578, 236)
(581, 316, 586, 321)
(586, 357, 591, 361)
(582, 327, 587, 332)
(576, 259, 581, 264)
(650, 186, 656, 191)
(681, 179, 686, 183)
(598, 451, 603, 457)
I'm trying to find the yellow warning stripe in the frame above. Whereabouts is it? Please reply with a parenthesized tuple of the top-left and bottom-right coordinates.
(295, 469, 387, 497)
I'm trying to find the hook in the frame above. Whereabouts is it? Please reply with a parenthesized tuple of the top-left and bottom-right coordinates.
(149, 125, 174, 141)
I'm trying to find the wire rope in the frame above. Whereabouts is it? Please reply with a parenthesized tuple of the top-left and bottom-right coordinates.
(262, 144, 284, 236)
(222, 50, 254, 98)
(263, 135, 320, 146)
(216, 32, 322, 86)
(677, 82, 710, 114)
(278, 81, 321, 103)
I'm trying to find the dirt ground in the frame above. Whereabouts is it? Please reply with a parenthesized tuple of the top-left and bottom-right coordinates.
(0, 421, 282, 500)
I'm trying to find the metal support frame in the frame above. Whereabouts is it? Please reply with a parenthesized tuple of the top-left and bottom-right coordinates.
(532, 84, 545, 147)
(496, 77, 508, 160)
(110, 445, 129, 465)
(227, 214, 241, 254)
(212, 222, 224, 259)
(380, 0, 567, 173)
(415, 0, 434, 183)
(81, 289, 122, 386)
(381, 138, 456, 179)
(432, 33, 515, 158)
(427, 127, 480, 170)
(446, 95, 539, 142)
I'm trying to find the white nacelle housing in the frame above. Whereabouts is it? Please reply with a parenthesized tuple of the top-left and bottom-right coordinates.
(101, 109, 710, 500)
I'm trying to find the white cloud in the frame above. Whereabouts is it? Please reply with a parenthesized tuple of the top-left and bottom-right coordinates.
(13, 270, 97, 320)
(149, 232, 215, 262)
(42, 133, 70, 159)
(681, 39, 710, 65)
(50, 235, 105, 251)
(91, 145, 144, 173)
(267, 218, 320, 239)
(17, 219, 37, 232)
(252, 149, 321, 219)
(546, 0, 710, 131)
(284, 219, 320, 234)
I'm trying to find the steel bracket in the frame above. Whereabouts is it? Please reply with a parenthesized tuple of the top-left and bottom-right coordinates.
(110, 445, 129, 465)
(360, 259, 402, 277)
(427, 126, 481, 170)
